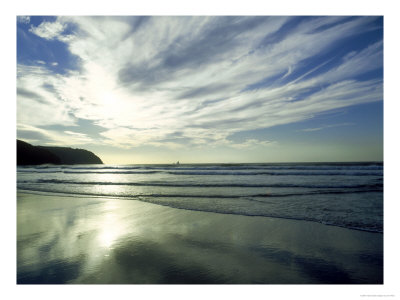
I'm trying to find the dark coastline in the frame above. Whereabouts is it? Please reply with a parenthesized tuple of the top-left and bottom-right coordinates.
(17, 139, 103, 165)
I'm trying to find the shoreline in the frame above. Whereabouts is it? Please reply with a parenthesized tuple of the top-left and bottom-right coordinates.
(17, 191, 383, 284)
(17, 189, 383, 234)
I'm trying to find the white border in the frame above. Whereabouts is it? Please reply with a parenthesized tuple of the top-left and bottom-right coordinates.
(5, 1, 399, 299)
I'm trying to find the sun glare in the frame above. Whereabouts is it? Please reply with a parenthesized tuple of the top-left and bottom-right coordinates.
(100, 91, 116, 104)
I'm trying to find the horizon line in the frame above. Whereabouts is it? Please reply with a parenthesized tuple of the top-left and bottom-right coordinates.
(97, 161, 383, 165)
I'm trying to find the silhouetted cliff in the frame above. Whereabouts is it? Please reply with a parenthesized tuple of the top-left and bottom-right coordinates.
(38, 146, 103, 165)
(17, 140, 61, 165)
(17, 140, 103, 165)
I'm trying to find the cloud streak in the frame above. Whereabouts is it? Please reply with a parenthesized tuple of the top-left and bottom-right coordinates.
(17, 16, 383, 150)
(298, 123, 355, 132)
(17, 16, 30, 24)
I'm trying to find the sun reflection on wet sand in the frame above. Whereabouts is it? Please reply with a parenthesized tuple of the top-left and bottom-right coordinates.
(95, 201, 132, 256)
(17, 192, 383, 284)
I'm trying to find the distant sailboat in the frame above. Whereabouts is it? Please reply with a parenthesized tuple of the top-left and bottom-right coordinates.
(176, 161, 180, 165)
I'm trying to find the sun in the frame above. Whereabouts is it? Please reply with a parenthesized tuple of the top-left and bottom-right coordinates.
(100, 91, 116, 104)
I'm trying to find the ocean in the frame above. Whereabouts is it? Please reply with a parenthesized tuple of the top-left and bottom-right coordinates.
(17, 162, 383, 233)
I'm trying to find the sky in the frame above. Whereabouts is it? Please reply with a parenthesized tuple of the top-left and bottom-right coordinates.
(16, 16, 383, 164)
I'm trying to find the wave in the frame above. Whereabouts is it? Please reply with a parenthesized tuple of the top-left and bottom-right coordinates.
(17, 170, 383, 176)
(17, 188, 383, 233)
(17, 185, 382, 199)
(63, 170, 160, 174)
(31, 179, 383, 190)
(62, 166, 142, 170)
(166, 171, 383, 176)
(18, 163, 383, 170)
(17, 170, 158, 174)
(17, 163, 383, 172)
(144, 165, 383, 171)
(17, 170, 63, 173)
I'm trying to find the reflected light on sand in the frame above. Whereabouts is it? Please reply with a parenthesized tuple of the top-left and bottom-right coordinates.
(96, 201, 124, 250)
(99, 228, 117, 249)
(17, 192, 384, 284)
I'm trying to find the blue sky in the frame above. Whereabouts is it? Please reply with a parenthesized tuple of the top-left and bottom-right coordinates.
(16, 16, 383, 163)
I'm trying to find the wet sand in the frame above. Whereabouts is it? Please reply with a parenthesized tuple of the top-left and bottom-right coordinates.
(17, 191, 383, 284)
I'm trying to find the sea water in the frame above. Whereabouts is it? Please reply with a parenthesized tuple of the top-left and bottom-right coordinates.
(17, 162, 383, 233)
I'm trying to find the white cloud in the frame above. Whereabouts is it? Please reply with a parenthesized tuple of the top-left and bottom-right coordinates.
(227, 139, 275, 149)
(17, 64, 76, 127)
(17, 124, 94, 146)
(17, 16, 383, 150)
(17, 16, 30, 24)
(29, 21, 66, 40)
(298, 123, 355, 132)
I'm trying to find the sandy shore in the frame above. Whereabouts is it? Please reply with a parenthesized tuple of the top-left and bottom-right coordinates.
(17, 191, 383, 284)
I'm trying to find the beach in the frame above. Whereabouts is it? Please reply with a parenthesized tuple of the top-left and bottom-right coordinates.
(17, 191, 383, 284)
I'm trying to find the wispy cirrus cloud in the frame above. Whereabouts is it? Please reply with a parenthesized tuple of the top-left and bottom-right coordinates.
(17, 123, 93, 146)
(17, 16, 383, 150)
(298, 123, 355, 132)
(17, 16, 30, 24)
